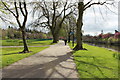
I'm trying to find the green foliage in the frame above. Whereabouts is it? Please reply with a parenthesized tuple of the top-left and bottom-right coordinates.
(59, 25, 67, 38)
(1, 39, 52, 46)
(69, 43, 119, 78)
(0, 2, 8, 14)
(1, 27, 48, 39)
(1, 47, 48, 68)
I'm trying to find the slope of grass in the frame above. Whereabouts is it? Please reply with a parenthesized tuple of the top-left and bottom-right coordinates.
(69, 43, 119, 78)
(1, 47, 48, 68)
(1, 39, 53, 46)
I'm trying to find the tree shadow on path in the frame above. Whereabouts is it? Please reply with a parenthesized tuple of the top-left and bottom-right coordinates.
(2, 51, 78, 79)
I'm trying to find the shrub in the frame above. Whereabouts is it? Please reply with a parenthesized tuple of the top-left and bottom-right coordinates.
(98, 34, 103, 38)
(114, 32, 120, 39)
(102, 33, 113, 39)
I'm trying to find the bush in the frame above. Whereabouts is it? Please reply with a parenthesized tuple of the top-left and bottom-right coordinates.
(102, 33, 113, 39)
(114, 32, 120, 39)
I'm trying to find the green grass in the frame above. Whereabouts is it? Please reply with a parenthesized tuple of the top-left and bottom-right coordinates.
(1, 47, 48, 68)
(1, 39, 53, 46)
(69, 43, 119, 78)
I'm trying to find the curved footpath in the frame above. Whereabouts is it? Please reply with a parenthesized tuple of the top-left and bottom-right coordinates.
(2, 40, 79, 79)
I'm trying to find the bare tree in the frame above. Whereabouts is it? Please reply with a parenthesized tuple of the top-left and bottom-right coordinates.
(2, 1, 29, 53)
(64, 14, 76, 43)
(30, 0, 76, 43)
(73, 0, 115, 50)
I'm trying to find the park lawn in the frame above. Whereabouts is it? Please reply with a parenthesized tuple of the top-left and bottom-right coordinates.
(1, 47, 48, 68)
(1, 39, 53, 46)
(69, 43, 119, 78)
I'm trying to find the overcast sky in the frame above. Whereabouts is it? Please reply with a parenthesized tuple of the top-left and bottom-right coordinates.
(0, 0, 119, 36)
(83, 1, 118, 36)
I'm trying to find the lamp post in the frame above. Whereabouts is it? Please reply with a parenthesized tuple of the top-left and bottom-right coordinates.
(72, 28, 74, 47)
(70, 28, 75, 47)
(68, 28, 72, 43)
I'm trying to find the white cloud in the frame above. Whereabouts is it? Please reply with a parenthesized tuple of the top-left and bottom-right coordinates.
(0, 1, 118, 36)
(82, 3, 118, 36)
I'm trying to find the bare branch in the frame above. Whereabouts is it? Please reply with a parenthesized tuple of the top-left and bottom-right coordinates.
(52, 1, 56, 29)
(2, 1, 17, 17)
(13, 2, 22, 28)
(92, 6, 96, 23)
(98, 6, 106, 21)
(22, 1, 28, 27)
(56, 3, 76, 18)
(104, 4, 117, 15)
(0, 16, 14, 24)
(84, 1, 106, 11)
(84, 0, 92, 8)
(19, 2, 25, 16)
(24, 2, 28, 16)
(14, 2, 19, 18)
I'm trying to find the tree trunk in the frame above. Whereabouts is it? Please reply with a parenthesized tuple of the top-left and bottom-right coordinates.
(73, 2, 85, 50)
(52, 25, 61, 43)
(73, 31, 83, 50)
(21, 29, 29, 53)
(52, 33, 59, 43)
(68, 28, 71, 43)
(68, 32, 71, 43)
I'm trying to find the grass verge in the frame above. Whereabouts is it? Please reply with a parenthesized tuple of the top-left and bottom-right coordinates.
(69, 43, 119, 78)
(1, 39, 53, 46)
(1, 47, 48, 68)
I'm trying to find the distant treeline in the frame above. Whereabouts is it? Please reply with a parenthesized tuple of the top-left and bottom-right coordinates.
(83, 30, 120, 46)
(0, 26, 52, 40)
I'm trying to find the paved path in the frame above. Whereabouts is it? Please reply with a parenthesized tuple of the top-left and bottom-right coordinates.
(2, 40, 79, 78)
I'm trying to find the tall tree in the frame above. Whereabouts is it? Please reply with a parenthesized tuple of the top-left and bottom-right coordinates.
(2, 1, 29, 53)
(63, 14, 76, 43)
(30, 0, 76, 43)
(67, 14, 76, 43)
(73, 0, 115, 50)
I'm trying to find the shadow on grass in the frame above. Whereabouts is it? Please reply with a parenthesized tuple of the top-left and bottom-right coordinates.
(73, 54, 118, 78)
(30, 43, 45, 44)
(2, 52, 32, 55)
(2, 52, 20, 55)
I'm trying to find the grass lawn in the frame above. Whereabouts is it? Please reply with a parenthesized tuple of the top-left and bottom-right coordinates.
(1, 39, 53, 46)
(69, 43, 119, 78)
(1, 47, 48, 68)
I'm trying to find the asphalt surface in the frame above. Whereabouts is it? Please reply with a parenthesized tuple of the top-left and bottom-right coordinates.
(2, 40, 79, 79)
